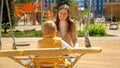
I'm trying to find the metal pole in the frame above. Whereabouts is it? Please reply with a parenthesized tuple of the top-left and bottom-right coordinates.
(85, 0, 91, 47)
(0, 0, 4, 50)
(41, 0, 43, 24)
(5, 0, 17, 49)
(111, 0, 113, 23)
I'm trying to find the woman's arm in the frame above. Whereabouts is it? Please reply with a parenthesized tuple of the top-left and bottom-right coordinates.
(61, 40, 71, 48)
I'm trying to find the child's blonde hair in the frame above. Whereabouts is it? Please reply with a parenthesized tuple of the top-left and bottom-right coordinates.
(42, 20, 57, 35)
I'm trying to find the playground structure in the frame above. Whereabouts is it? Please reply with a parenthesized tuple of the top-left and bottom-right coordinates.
(14, 1, 80, 25)
(14, 1, 53, 25)
(0, 47, 102, 68)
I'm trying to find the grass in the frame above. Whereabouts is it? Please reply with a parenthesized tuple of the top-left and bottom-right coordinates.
(1, 29, 117, 38)
(2, 29, 43, 38)
(1, 21, 119, 38)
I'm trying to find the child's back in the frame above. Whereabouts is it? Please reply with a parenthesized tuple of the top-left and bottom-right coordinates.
(35, 20, 71, 68)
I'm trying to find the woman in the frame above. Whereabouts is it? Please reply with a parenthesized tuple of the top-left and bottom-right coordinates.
(54, 4, 78, 47)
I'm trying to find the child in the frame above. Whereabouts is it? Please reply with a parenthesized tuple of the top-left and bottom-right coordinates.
(31, 20, 72, 68)
(36, 20, 71, 48)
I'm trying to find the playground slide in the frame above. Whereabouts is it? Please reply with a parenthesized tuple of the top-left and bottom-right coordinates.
(14, 3, 33, 18)
(15, 9, 25, 18)
(14, 2, 53, 23)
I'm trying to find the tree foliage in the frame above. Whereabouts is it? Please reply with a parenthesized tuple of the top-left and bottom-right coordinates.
(1, 0, 15, 33)
(54, 0, 73, 13)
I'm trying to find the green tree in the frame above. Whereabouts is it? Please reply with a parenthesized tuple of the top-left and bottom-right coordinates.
(73, 0, 76, 2)
(1, 0, 15, 33)
(82, 9, 88, 19)
(54, 0, 73, 13)
(15, 0, 33, 3)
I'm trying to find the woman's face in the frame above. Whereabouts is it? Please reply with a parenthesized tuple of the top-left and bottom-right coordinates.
(58, 9, 69, 21)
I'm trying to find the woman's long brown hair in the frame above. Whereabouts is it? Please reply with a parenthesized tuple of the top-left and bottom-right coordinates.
(54, 4, 74, 33)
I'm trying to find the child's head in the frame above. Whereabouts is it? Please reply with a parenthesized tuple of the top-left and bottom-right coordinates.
(42, 20, 57, 35)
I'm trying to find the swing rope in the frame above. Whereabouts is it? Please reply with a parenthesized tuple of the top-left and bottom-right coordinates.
(0, 0, 4, 50)
(5, 0, 17, 49)
(85, 0, 91, 47)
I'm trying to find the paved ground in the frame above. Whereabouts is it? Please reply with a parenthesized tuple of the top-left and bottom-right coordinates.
(0, 25, 120, 68)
